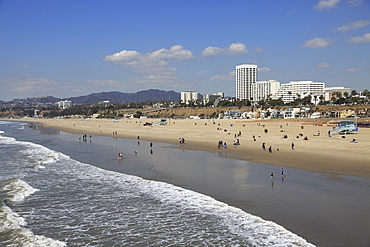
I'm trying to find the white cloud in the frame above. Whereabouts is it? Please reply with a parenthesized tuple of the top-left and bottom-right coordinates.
(258, 67, 271, 72)
(104, 45, 194, 77)
(1, 76, 60, 94)
(302, 38, 336, 48)
(347, 0, 363, 6)
(317, 63, 330, 68)
(315, 0, 341, 10)
(209, 71, 236, 81)
(255, 47, 264, 53)
(202, 43, 248, 57)
(334, 20, 370, 32)
(345, 67, 362, 72)
(348, 33, 370, 43)
(201, 46, 225, 57)
(23, 65, 31, 70)
(227, 43, 248, 55)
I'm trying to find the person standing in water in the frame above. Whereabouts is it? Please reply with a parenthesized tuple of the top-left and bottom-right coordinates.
(281, 168, 285, 181)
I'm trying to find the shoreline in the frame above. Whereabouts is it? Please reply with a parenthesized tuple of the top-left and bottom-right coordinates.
(4, 117, 370, 178)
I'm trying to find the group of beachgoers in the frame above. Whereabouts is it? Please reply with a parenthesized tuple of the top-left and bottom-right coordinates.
(179, 137, 185, 145)
(78, 134, 91, 142)
(115, 136, 155, 159)
(217, 140, 227, 149)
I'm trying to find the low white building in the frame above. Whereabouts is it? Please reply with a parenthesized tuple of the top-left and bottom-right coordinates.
(272, 81, 325, 104)
(181, 91, 200, 105)
(58, 100, 73, 109)
(324, 87, 351, 101)
(253, 80, 280, 102)
(203, 92, 224, 105)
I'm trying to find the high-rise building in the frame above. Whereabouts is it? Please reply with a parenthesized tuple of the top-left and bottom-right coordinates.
(236, 64, 257, 101)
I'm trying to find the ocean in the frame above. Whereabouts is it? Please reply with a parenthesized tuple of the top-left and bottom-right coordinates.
(0, 120, 368, 246)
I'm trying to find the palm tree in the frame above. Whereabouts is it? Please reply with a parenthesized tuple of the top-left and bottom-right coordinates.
(287, 91, 292, 104)
(319, 95, 324, 105)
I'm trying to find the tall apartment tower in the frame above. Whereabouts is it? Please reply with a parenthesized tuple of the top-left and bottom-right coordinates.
(236, 64, 258, 101)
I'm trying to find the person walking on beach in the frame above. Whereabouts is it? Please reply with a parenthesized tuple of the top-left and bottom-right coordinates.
(268, 146, 272, 154)
(281, 168, 285, 181)
(291, 142, 295, 150)
(262, 143, 266, 151)
(276, 146, 280, 151)
(150, 142, 153, 148)
(270, 172, 274, 185)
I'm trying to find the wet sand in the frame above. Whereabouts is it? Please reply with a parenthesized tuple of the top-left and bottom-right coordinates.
(14, 117, 370, 178)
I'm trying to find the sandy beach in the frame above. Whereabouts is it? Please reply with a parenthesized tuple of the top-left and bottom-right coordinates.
(14, 117, 370, 178)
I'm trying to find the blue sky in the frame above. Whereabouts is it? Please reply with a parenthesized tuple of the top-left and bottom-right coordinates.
(0, 0, 369, 101)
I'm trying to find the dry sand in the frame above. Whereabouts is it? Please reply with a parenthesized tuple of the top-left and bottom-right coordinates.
(15, 117, 370, 178)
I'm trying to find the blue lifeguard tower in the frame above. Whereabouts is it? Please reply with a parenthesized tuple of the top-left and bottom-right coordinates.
(330, 121, 357, 135)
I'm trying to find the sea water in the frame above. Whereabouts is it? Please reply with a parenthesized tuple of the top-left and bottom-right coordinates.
(0, 121, 315, 246)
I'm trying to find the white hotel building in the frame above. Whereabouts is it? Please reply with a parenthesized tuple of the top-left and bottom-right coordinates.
(272, 81, 325, 103)
(236, 64, 257, 101)
(234, 64, 327, 105)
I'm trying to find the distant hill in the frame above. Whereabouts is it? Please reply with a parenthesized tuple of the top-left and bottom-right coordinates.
(66, 89, 180, 104)
(0, 89, 181, 108)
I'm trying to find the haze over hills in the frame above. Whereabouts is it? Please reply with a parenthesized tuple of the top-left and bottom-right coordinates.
(0, 89, 181, 108)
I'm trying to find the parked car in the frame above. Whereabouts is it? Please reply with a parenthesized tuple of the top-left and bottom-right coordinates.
(143, 122, 152, 126)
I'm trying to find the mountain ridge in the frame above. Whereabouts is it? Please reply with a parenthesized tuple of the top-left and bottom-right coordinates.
(0, 89, 181, 108)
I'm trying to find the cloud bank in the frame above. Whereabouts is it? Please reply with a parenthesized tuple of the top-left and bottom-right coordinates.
(302, 38, 336, 48)
(317, 63, 330, 68)
(209, 71, 236, 81)
(345, 67, 362, 72)
(104, 45, 194, 76)
(104, 45, 194, 86)
(314, 0, 340, 11)
(202, 43, 248, 57)
(1, 76, 60, 94)
(334, 20, 370, 32)
(348, 33, 370, 43)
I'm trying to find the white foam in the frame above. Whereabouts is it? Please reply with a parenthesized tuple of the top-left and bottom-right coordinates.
(0, 204, 27, 230)
(142, 180, 315, 246)
(66, 161, 315, 246)
(0, 205, 67, 247)
(3, 178, 39, 203)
